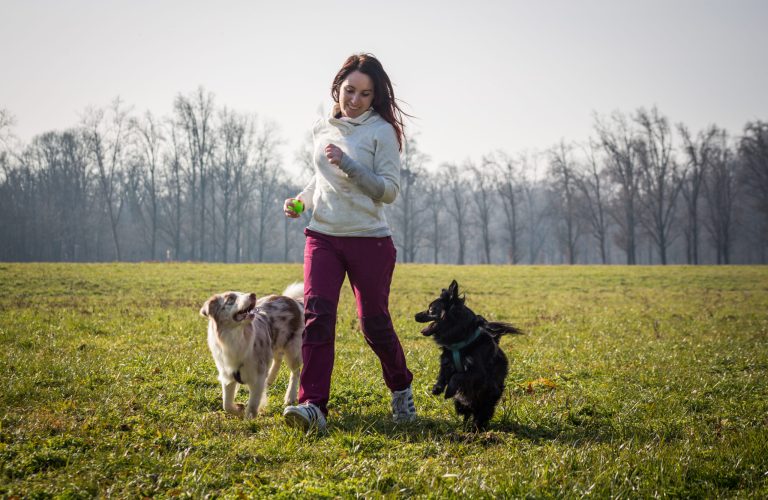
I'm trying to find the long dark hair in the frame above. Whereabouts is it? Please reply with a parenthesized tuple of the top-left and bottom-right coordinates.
(331, 53, 407, 151)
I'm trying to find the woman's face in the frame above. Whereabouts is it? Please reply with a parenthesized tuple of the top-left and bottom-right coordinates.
(339, 70, 374, 119)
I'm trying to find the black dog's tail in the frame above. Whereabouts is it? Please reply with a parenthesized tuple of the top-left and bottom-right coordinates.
(480, 316, 523, 343)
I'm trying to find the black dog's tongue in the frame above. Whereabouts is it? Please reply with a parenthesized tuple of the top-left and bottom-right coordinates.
(420, 322, 437, 336)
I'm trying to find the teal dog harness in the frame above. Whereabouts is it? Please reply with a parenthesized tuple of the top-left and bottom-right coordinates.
(445, 327, 483, 371)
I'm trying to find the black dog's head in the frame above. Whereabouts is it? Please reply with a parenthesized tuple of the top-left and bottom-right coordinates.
(415, 280, 478, 345)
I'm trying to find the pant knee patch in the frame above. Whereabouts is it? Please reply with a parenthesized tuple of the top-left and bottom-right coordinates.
(360, 314, 396, 344)
(304, 295, 337, 345)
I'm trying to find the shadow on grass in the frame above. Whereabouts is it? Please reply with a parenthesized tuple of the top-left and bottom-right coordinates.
(316, 410, 635, 447)
(494, 415, 688, 447)
(261, 394, 676, 448)
(332, 413, 457, 440)
(495, 420, 615, 445)
(316, 411, 590, 447)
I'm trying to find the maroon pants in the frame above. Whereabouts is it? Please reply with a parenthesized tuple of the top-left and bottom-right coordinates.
(298, 229, 413, 415)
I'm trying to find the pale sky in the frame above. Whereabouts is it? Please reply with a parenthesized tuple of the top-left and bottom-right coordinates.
(1, 0, 767, 172)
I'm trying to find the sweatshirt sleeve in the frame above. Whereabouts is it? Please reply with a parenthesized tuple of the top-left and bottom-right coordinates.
(338, 123, 400, 204)
(296, 175, 316, 210)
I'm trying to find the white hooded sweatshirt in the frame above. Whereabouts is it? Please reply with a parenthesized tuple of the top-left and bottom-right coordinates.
(297, 105, 401, 237)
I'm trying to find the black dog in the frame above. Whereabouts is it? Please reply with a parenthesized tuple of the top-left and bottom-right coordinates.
(415, 280, 521, 430)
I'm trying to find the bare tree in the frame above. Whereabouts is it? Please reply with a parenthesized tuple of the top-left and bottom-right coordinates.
(58, 131, 92, 261)
(441, 163, 470, 264)
(123, 157, 148, 260)
(678, 124, 718, 264)
(738, 121, 768, 260)
(739, 121, 768, 215)
(160, 120, 185, 260)
(469, 161, 495, 264)
(634, 107, 683, 265)
(391, 134, 429, 263)
(522, 177, 548, 264)
(250, 120, 283, 262)
(131, 111, 164, 260)
(10, 93, 768, 265)
(486, 152, 523, 264)
(0, 168, 22, 259)
(422, 171, 443, 264)
(174, 88, 215, 260)
(517, 155, 548, 264)
(294, 131, 316, 181)
(548, 140, 581, 264)
(575, 139, 610, 263)
(595, 111, 641, 264)
(215, 108, 251, 262)
(83, 98, 131, 260)
(19, 132, 92, 260)
(703, 129, 738, 264)
(0, 109, 17, 161)
(0, 162, 35, 260)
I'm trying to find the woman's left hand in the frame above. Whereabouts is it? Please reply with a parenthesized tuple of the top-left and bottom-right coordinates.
(325, 144, 344, 166)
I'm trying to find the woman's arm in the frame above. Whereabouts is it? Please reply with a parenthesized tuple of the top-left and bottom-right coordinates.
(338, 154, 388, 200)
(327, 124, 401, 203)
(297, 175, 316, 210)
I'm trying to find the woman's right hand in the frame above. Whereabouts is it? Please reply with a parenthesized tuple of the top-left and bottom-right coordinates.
(283, 198, 301, 218)
(325, 144, 344, 166)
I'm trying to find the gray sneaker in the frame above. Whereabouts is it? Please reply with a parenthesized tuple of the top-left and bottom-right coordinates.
(391, 386, 417, 423)
(283, 402, 327, 432)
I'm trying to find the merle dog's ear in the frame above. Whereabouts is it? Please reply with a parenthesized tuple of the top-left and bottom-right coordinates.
(200, 295, 220, 318)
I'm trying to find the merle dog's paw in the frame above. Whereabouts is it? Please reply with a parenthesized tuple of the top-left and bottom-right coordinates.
(431, 384, 444, 395)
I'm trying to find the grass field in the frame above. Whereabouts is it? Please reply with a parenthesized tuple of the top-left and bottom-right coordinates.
(1, 263, 767, 498)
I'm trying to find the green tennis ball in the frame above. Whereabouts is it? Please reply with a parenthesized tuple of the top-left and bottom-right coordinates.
(292, 199, 304, 214)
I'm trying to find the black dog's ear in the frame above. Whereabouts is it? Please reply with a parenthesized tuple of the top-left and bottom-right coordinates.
(448, 280, 459, 299)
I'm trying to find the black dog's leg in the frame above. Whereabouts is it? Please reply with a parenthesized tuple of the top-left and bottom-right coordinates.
(432, 381, 445, 395)
(432, 356, 451, 395)
(471, 392, 500, 431)
(454, 400, 472, 427)
(444, 373, 466, 399)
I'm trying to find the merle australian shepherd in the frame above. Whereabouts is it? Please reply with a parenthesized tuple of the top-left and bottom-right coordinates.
(415, 280, 522, 430)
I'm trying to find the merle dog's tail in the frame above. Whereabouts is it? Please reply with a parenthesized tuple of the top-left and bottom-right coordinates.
(282, 282, 305, 305)
(481, 316, 523, 343)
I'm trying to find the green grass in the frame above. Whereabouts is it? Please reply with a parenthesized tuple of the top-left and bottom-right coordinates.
(1, 263, 767, 497)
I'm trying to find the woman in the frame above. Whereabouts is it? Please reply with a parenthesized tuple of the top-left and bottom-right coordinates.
(282, 53, 415, 431)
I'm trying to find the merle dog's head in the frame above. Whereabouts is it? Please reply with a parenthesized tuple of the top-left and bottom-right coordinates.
(200, 291, 257, 326)
(415, 280, 478, 345)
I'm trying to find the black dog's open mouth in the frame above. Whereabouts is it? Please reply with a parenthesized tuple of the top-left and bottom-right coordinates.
(233, 302, 255, 322)
(420, 323, 437, 336)
(414, 312, 437, 336)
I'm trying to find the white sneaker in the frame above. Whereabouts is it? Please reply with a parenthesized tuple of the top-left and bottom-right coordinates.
(283, 402, 327, 432)
(391, 386, 417, 423)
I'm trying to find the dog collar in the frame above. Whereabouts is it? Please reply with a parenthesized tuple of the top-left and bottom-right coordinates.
(445, 327, 483, 371)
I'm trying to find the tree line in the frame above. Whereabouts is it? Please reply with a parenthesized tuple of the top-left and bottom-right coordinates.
(1, 90, 766, 264)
